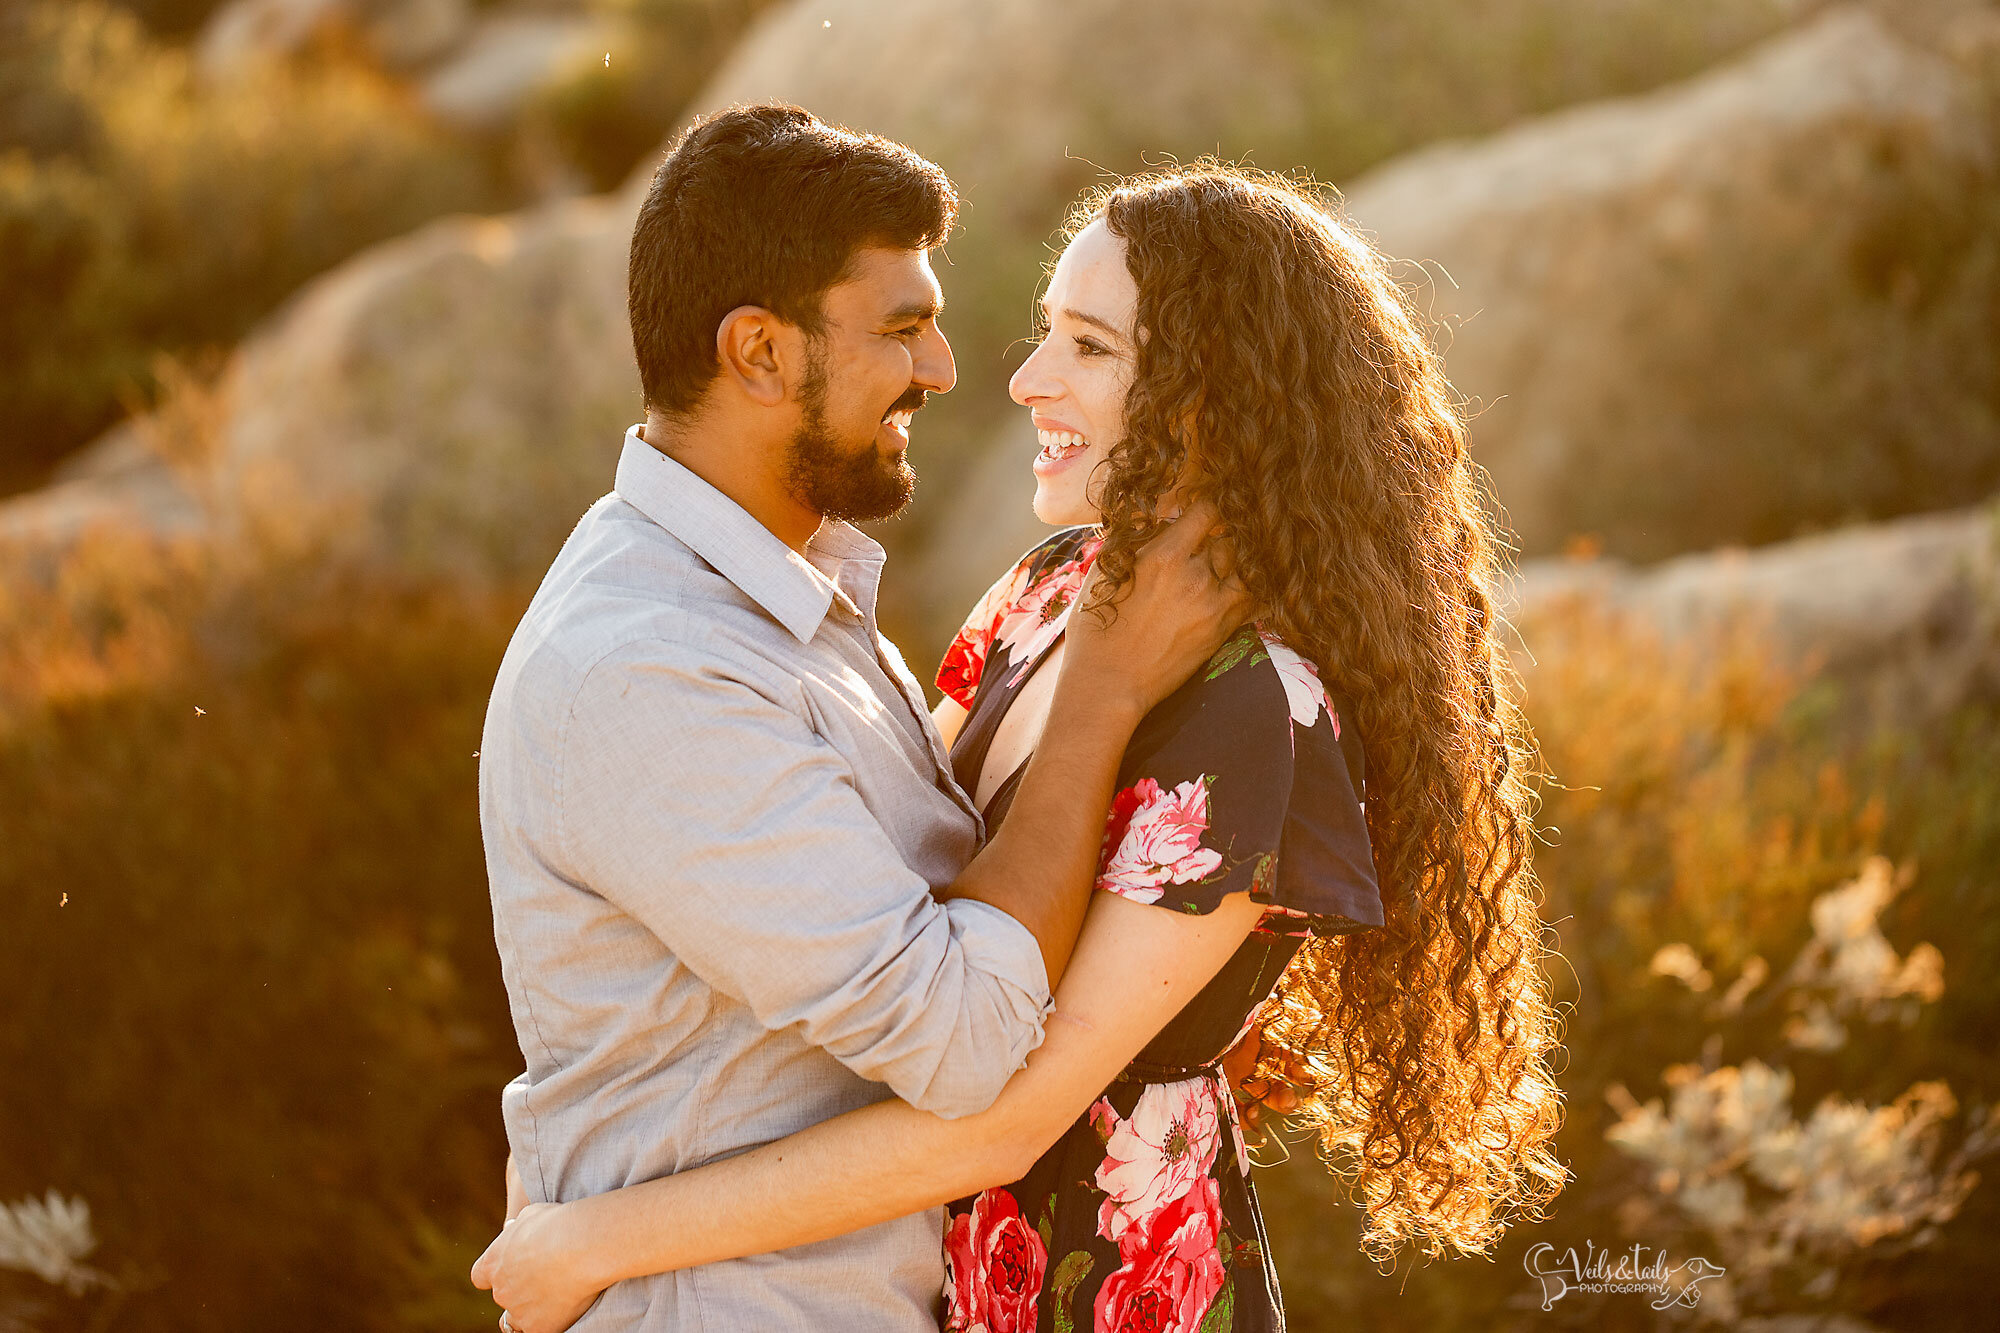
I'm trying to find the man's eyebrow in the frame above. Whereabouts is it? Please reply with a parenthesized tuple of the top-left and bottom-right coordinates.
(883, 296, 943, 324)
(1041, 298, 1131, 344)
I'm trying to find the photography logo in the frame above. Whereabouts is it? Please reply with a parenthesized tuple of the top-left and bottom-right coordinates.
(1524, 1240, 1726, 1312)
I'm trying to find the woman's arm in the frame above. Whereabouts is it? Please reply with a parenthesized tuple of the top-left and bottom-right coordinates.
(473, 888, 1263, 1328)
(933, 695, 969, 750)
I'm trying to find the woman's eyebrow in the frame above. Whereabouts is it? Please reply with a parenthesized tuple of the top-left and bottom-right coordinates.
(1042, 299, 1131, 345)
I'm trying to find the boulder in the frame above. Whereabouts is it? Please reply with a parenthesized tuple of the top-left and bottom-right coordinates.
(198, 0, 476, 75)
(0, 421, 203, 551)
(0, 194, 639, 584)
(1341, 6, 1999, 560)
(420, 10, 611, 131)
(203, 196, 640, 580)
(1506, 501, 2000, 721)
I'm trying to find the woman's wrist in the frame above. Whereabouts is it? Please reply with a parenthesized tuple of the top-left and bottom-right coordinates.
(560, 1192, 640, 1293)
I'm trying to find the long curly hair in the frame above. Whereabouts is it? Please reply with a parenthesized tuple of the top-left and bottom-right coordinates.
(1073, 163, 1566, 1261)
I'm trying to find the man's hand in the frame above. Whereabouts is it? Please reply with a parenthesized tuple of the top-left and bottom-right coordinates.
(1062, 500, 1252, 719)
(1221, 1022, 1313, 1140)
(470, 1202, 603, 1333)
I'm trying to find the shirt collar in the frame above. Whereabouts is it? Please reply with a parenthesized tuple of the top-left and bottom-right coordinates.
(612, 425, 885, 643)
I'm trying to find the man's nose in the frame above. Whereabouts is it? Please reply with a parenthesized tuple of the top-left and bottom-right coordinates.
(913, 323, 956, 395)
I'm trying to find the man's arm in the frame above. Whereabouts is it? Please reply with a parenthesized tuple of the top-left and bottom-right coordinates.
(935, 508, 1249, 985)
(556, 511, 1243, 1118)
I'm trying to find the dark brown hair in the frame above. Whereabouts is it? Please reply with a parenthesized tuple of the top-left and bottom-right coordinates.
(628, 102, 957, 417)
(1075, 164, 1566, 1260)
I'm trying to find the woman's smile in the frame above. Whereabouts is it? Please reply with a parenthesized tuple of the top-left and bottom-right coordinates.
(1033, 424, 1092, 474)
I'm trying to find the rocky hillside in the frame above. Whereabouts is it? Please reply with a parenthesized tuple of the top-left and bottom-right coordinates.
(1346, 5, 1999, 561)
(3, 2, 1994, 675)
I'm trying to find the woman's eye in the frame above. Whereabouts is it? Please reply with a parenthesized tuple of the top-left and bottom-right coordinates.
(1075, 337, 1107, 357)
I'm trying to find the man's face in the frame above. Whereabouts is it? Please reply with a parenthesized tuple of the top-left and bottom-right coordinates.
(784, 247, 955, 524)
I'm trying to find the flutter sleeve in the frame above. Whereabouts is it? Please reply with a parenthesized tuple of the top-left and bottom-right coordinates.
(1093, 627, 1385, 936)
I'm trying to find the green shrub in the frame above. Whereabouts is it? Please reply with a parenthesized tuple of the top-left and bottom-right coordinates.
(0, 526, 527, 1330)
(528, 0, 781, 192)
(1259, 594, 2000, 1331)
(0, 0, 506, 491)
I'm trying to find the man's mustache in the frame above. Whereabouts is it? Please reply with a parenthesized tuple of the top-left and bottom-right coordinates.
(888, 387, 929, 416)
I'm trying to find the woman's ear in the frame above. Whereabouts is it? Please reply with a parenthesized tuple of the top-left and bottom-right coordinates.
(714, 305, 790, 408)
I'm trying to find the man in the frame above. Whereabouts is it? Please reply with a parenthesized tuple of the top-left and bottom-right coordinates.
(474, 103, 1242, 1330)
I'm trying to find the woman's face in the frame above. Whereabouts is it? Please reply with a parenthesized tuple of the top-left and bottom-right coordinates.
(1009, 219, 1139, 526)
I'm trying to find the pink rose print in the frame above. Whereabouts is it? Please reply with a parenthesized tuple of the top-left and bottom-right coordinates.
(943, 1188, 1047, 1333)
(1094, 1079, 1223, 1246)
(1089, 1097, 1119, 1143)
(1092, 1176, 1229, 1333)
(1261, 634, 1334, 735)
(992, 537, 1103, 685)
(1096, 778, 1224, 906)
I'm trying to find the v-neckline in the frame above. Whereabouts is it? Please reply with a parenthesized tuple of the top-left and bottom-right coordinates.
(959, 622, 1071, 828)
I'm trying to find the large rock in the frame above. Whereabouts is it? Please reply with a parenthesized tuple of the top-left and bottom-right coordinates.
(1506, 501, 2000, 721)
(205, 196, 640, 579)
(199, 0, 607, 126)
(420, 10, 610, 131)
(1343, 6, 1999, 560)
(198, 0, 475, 74)
(0, 195, 639, 585)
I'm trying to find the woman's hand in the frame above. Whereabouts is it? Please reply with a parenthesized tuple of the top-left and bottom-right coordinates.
(470, 1202, 605, 1333)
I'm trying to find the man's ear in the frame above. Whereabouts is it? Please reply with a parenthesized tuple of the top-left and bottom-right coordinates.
(715, 305, 792, 407)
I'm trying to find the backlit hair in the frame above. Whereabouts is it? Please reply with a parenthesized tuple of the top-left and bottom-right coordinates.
(1072, 163, 1567, 1260)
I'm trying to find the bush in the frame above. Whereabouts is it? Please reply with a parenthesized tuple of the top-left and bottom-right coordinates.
(1258, 592, 2000, 1331)
(0, 0, 507, 492)
(527, 0, 781, 192)
(0, 520, 528, 1330)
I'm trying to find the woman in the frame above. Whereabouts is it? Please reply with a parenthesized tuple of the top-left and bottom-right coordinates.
(473, 163, 1566, 1331)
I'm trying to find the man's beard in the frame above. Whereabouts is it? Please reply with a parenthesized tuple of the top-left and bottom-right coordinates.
(783, 348, 917, 525)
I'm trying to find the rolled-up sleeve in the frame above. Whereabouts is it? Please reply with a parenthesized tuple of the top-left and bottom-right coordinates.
(557, 638, 1051, 1118)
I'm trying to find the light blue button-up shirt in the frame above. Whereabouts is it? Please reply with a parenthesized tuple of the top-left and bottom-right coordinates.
(480, 426, 1053, 1330)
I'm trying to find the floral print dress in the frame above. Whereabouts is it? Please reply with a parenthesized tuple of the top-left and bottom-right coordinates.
(935, 527, 1385, 1333)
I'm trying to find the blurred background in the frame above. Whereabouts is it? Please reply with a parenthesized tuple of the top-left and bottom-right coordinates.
(2, 0, 1997, 1328)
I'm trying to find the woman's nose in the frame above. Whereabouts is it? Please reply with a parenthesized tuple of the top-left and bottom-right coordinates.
(1009, 339, 1055, 406)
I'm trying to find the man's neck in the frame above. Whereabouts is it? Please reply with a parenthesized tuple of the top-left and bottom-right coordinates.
(640, 413, 823, 553)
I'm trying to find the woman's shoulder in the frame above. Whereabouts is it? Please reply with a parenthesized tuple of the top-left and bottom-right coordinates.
(1117, 627, 1380, 932)
(1182, 627, 1344, 746)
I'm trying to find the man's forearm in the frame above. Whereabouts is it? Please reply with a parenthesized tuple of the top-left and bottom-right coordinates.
(937, 677, 1143, 986)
